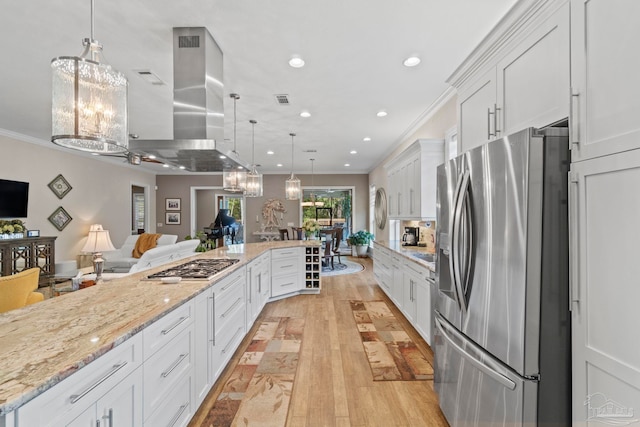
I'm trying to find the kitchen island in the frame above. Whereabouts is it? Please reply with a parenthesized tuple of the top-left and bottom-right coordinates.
(0, 240, 319, 425)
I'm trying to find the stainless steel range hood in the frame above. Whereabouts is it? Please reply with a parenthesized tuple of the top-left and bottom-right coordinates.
(130, 27, 249, 172)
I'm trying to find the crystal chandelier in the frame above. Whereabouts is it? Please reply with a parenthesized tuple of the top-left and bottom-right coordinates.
(223, 93, 247, 193)
(51, 0, 128, 153)
(285, 133, 301, 200)
(245, 119, 263, 197)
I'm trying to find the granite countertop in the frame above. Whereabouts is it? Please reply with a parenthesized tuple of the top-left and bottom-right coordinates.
(0, 240, 317, 416)
(374, 240, 436, 272)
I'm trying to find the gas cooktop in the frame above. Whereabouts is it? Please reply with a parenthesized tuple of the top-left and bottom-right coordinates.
(145, 258, 240, 280)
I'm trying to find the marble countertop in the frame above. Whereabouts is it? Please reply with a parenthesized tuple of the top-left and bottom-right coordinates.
(0, 240, 318, 415)
(374, 240, 436, 272)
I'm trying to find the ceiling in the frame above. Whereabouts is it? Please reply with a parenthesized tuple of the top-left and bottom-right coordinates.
(0, 0, 516, 175)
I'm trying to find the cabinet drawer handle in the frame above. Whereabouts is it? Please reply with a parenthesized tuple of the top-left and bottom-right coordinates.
(209, 295, 216, 344)
(280, 264, 294, 269)
(167, 402, 189, 427)
(161, 353, 188, 378)
(221, 297, 242, 318)
(161, 316, 188, 335)
(222, 327, 244, 354)
(70, 361, 128, 404)
(221, 275, 242, 291)
(280, 281, 295, 287)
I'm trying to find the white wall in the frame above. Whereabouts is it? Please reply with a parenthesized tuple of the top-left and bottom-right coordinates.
(1, 134, 157, 263)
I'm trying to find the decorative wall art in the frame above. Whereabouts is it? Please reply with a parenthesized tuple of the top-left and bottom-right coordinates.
(48, 206, 72, 231)
(166, 212, 181, 225)
(165, 198, 181, 211)
(48, 174, 72, 199)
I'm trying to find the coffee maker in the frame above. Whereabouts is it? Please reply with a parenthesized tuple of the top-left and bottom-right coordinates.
(402, 226, 419, 246)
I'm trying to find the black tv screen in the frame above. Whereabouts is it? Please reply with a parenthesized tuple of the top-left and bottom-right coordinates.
(0, 179, 29, 218)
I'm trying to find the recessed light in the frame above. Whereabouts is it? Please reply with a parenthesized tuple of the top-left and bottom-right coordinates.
(363, 137, 371, 142)
(179, 166, 185, 170)
(237, 166, 243, 170)
(162, 164, 169, 168)
(350, 150, 357, 154)
(147, 154, 156, 159)
(376, 111, 387, 117)
(277, 163, 283, 167)
(300, 111, 311, 118)
(267, 150, 274, 155)
(91, 152, 99, 156)
(289, 56, 305, 68)
(403, 56, 421, 67)
(219, 155, 226, 159)
(344, 163, 350, 167)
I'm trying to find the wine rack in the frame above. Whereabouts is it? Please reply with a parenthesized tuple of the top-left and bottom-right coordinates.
(304, 246, 321, 289)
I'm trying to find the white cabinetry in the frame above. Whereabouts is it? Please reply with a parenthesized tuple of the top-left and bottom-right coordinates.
(415, 276, 433, 345)
(569, 0, 640, 162)
(194, 286, 214, 407)
(385, 139, 444, 220)
(454, 2, 570, 152)
(16, 333, 143, 427)
(247, 252, 270, 326)
(569, 150, 640, 424)
(271, 247, 303, 298)
(372, 244, 393, 298)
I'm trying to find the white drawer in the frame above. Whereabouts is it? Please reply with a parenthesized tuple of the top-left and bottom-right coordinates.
(143, 327, 193, 418)
(144, 374, 192, 427)
(212, 266, 245, 301)
(214, 282, 245, 336)
(212, 306, 246, 379)
(271, 247, 300, 260)
(272, 256, 300, 277)
(17, 333, 142, 427)
(142, 301, 193, 360)
(271, 272, 300, 297)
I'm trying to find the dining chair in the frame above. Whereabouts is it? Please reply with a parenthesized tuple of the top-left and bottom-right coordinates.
(322, 232, 335, 270)
(332, 227, 344, 265)
(291, 227, 303, 240)
(278, 228, 290, 240)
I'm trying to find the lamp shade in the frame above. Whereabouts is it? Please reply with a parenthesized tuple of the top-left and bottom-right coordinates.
(51, 56, 128, 153)
(81, 224, 116, 253)
(245, 167, 263, 197)
(223, 169, 247, 193)
(285, 174, 301, 200)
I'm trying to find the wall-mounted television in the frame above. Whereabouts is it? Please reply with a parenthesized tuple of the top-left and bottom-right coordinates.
(0, 179, 29, 218)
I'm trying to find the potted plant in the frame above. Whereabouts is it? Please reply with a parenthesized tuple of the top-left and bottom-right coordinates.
(347, 230, 374, 257)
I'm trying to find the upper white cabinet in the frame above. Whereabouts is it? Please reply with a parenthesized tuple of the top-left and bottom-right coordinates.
(570, 0, 640, 162)
(452, 1, 570, 152)
(385, 139, 444, 220)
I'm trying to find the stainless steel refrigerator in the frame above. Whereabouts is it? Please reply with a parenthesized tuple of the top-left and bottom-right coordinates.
(434, 127, 571, 426)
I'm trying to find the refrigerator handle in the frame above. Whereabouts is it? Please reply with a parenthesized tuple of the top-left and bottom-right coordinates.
(459, 171, 474, 302)
(435, 313, 516, 391)
(449, 172, 465, 310)
(453, 170, 471, 314)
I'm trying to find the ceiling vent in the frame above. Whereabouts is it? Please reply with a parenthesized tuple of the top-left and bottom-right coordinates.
(133, 69, 165, 85)
(275, 94, 290, 105)
(303, 149, 317, 153)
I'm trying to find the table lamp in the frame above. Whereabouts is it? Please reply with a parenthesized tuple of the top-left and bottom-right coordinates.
(81, 224, 116, 282)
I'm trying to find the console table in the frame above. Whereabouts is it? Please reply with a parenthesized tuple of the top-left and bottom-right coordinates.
(0, 236, 56, 287)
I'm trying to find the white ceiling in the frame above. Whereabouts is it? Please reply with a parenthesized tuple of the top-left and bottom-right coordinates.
(0, 0, 516, 175)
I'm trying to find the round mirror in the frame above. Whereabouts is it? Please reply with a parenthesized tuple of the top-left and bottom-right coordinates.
(374, 188, 387, 230)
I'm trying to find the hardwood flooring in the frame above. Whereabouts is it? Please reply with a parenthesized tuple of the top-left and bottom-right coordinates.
(190, 257, 450, 427)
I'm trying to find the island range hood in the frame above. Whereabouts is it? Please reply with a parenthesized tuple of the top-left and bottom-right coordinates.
(129, 27, 249, 172)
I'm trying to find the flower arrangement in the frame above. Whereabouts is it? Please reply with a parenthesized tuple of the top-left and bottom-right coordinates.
(0, 219, 25, 239)
(302, 219, 320, 238)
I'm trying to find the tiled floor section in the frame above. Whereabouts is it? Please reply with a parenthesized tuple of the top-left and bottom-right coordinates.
(201, 317, 304, 426)
(350, 300, 434, 381)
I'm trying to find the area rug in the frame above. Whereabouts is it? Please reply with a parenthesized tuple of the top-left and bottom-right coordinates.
(201, 317, 305, 427)
(322, 258, 364, 276)
(350, 300, 433, 381)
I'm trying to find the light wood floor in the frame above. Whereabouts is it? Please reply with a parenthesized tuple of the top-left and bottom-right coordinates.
(190, 257, 450, 427)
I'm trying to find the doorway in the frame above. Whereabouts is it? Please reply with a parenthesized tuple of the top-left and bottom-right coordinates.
(131, 184, 148, 234)
(301, 187, 353, 239)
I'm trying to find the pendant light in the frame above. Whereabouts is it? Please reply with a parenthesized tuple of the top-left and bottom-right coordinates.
(301, 158, 323, 207)
(51, 0, 128, 153)
(223, 93, 247, 193)
(245, 119, 263, 197)
(285, 133, 301, 200)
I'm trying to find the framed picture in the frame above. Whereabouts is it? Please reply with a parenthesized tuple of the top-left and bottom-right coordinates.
(48, 174, 72, 199)
(165, 198, 181, 211)
(48, 206, 72, 231)
(166, 212, 181, 225)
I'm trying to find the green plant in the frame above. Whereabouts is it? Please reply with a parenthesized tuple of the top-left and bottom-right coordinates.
(347, 230, 374, 246)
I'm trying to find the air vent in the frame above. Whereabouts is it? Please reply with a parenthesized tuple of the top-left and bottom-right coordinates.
(275, 94, 290, 105)
(303, 149, 317, 153)
(178, 35, 200, 48)
(133, 69, 165, 85)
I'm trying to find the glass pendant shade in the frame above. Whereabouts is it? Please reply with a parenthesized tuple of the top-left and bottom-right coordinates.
(245, 167, 263, 197)
(223, 169, 247, 193)
(245, 119, 263, 197)
(51, 48, 128, 153)
(285, 174, 301, 200)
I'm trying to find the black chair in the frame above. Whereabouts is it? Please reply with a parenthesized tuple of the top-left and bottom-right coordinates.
(279, 228, 290, 240)
(332, 227, 344, 265)
(320, 229, 337, 269)
(291, 227, 303, 240)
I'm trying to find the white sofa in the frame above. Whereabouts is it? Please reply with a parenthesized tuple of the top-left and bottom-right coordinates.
(103, 234, 178, 273)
